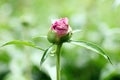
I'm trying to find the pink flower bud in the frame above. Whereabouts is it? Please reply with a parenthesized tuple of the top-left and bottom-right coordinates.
(51, 18, 69, 37)
(47, 18, 72, 44)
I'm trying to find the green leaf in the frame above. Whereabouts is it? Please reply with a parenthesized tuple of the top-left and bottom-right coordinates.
(31, 36, 50, 49)
(1, 40, 45, 51)
(40, 45, 53, 66)
(69, 40, 112, 64)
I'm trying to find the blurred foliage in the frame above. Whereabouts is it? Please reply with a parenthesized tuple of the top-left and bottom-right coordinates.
(0, 0, 120, 80)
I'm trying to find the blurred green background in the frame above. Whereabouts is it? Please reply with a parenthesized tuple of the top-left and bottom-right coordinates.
(0, 0, 120, 80)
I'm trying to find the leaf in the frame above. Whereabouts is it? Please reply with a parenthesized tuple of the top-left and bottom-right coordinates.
(1, 40, 45, 51)
(69, 40, 112, 64)
(31, 36, 50, 49)
(40, 45, 53, 66)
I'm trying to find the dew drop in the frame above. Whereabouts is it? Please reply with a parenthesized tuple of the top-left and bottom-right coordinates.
(50, 50, 55, 56)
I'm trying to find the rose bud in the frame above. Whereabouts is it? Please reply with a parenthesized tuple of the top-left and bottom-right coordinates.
(47, 18, 72, 44)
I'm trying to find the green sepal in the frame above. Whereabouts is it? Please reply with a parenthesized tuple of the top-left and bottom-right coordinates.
(60, 31, 72, 43)
(47, 30, 58, 44)
(47, 30, 72, 44)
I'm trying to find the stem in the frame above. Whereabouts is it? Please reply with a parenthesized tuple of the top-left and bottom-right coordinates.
(56, 44, 62, 80)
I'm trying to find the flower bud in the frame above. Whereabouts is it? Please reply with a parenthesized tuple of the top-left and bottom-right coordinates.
(47, 18, 72, 44)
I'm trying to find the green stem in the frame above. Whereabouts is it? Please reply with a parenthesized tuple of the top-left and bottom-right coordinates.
(56, 44, 62, 80)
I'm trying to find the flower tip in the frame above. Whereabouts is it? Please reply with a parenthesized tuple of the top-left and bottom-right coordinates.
(60, 17, 68, 24)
